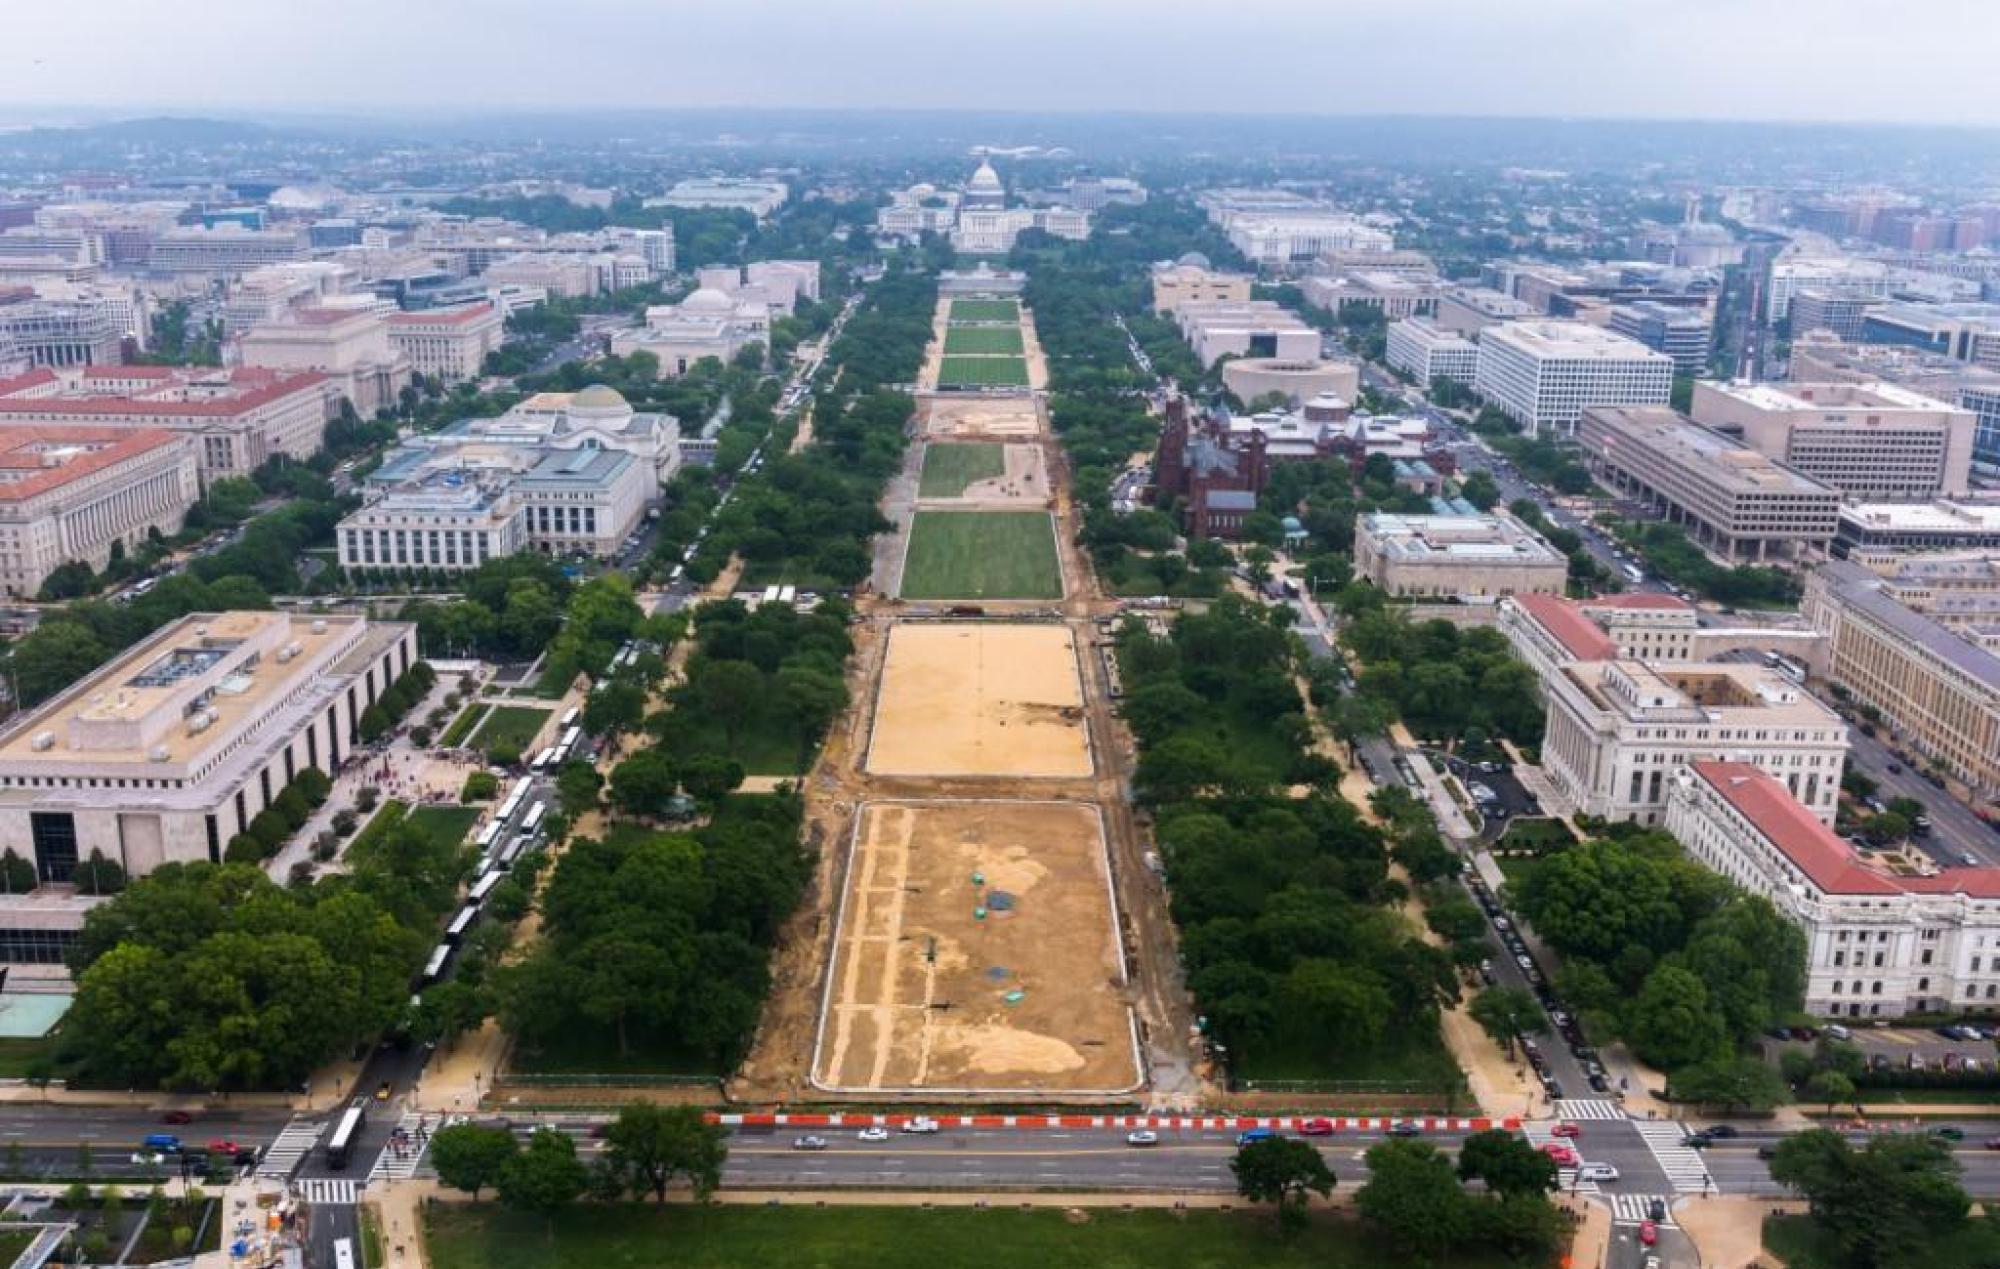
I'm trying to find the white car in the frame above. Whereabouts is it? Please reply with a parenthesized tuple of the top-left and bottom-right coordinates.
(856, 1127, 889, 1143)
(1125, 1130, 1160, 1147)
(901, 1117, 940, 1134)
(1577, 1162, 1620, 1182)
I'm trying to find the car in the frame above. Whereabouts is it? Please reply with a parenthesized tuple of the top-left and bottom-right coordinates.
(857, 1127, 889, 1143)
(141, 1133, 182, 1154)
(1298, 1118, 1334, 1136)
(160, 1110, 194, 1126)
(1515, 954, 1534, 970)
(1639, 1221, 1659, 1247)
(1539, 1143, 1579, 1167)
(1387, 1122, 1422, 1138)
(206, 1138, 240, 1155)
(1236, 1128, 1277, 1147)
(1648, 1198, 1668, 1222)
(1578, 1162, 1620, 1182)
(1550, 1123, 1581, 1139)
(1125, 1130, 1160, 1147)
(1704, 1124, 1740, 1139)
(792, 1136, 828, 1151)
(233, 1147, 260, 1167)
(901, 1117, 940, 1134)
(374, 1080, 393, 1101)
(1684, 1132, 1714, 1149)
(1931, 1126, 1966, 1141)
(1758, 1145, 1778, 1160)
(1984, 1138, 2000, 1150)
(1888, 762, 1903, 774)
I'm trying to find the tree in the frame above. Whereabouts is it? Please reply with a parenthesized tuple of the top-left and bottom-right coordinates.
(1455, 1129, 1557, 1197)
(0, 849, 38, 895)
(688, 659, 765, 754)
(1357, 1138, 1474, 1262)
(609, 750, 679, 817)
(555, 762, 603, 816)
(358, 704, 391, 743)
(583, 681, 646, 740)
(1468, 987, 1545, 1056)
(1807, 1068, 1857, 1115)
(679, 754, 745, 804)
(1769, 1129, 1970, 1269)
(602, 1103, 729, 1202)
(1628, 965, 1730, 1070)
(1230, 1136, 1335, 1227)
(461, 771, 499, 803)
(1668, 1054, 1790, 1112)
(429, 1124, 518, 1200)
(498, 1128, 587, 1223)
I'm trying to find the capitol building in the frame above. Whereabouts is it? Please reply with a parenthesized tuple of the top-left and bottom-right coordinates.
(877, 160, 1090, 255)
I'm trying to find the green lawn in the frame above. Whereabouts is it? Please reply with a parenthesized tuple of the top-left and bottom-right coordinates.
(406, 805, 482, 849)
(0, 1035, 58, 1078)
(900, 511, 1062, 600)
(0, 1231, 35, 1266)
(919, 442, 1007, 497)
(428, 1205, 1515, 1269)
(438, 703, 487, 748)
(949, 299, 1019, 323)
(472, 705, 552, 757)
(1765, 1213, 2000, 1267)
(1495, 817, 1575, 854)
(938, 354, 1030, 388)
(661, 708, 808, 777)
(1235, 1021, 1468, 1095)
(942, 326, 1025, 355)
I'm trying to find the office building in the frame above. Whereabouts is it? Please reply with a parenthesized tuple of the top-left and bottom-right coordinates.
(1768, 257, 1893, 323)
(1791, 289, 1884, 341)
(1541, 658, 1846, 826)
(1576, 405, 1840, 561)
(1860, 302, 2000, 371)
(610, 285, 770, 378)
(1473, 321, 1674, 436)
(1788, 332, 2000, 475)
(0, 427, 199, 598)
(1386, 317, 1479, 385)
(1609, 300, 1712, 376)
(1301, 270, 1444, 321)
(650, 178, 789, 220)
(1803, 560, 2000, 799)
(1353, 510, 1568, 599)
(0, 365, 335, 479)
(1219, 358, 1359, 408)
(1690, 381, 1975, 499)
(1499, 590, 1824, 693)
(1151, 261, 1252, 315)
(385, 302, 504, 383)
(1174, 300, 1320, 369)
(236, 306, 412, 417)
(1221, 214, 1394, 272)
(0, 611, 415, 963)
(147, 226, 308, 278)
(408, 385, 681, 485)
(1835, 501, 2000, 555)
(339, 434, 655, 574)
(1435, 286, 1536, 335)
(0, 291, 123, 368)
(1667, 760, 2000, 1019)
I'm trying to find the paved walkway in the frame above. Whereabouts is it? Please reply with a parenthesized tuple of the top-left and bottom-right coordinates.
(1677, 1195, 1794, 1268)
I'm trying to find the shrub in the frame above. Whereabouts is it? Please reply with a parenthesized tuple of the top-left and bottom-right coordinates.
(294, 767, 333, 806)
(488, 742, 522, 769)
(331, 810, 358, 837)
(224, 834, 264, 864)
(248, 809, 290, 854)
(461, 771, 499, 803)
(274, 786, 312, 830)
(311, 832, 339, 862)
(356, 787, 381, 813)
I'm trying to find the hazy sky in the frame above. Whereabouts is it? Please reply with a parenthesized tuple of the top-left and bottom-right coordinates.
(6, 0, 2000, 126)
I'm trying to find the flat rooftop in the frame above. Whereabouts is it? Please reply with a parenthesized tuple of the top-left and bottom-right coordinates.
(0, 611, 367, 769)
(1361, 511, 1564, 565)
(1820, 560, 2000, 691)
(1581, 406, 1837, 497)
(1840, 501, 2000, 532)
(1707, 380, 1959, 414)
(1483, 321, 1669, 361)
(1564, 658, 1843, 728)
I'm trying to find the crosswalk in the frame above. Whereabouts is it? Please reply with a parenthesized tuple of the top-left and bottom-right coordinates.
(257, 1119, 324, 1179)
(1634, 1121, 1715, 1193)
(1522, 1121, 1599, 1195)
(294, 1178, 358, 1206)
(1554, 1098, 1626, 1122)
(1608, 1194, 1674, 1226)
(367, 1112, 433, 1183)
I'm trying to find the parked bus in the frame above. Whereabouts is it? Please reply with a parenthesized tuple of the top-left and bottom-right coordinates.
(334, 1239, 357, 1269)
(444, 905, 477, 943)
(530, 747, 556, 772)
(474, 822, 502, 851)
(498, 835, 530, 868)
(421, 942, 451, 984)
(560, 706, 580, 729)
(559, 724, 582, 752)
(468, 872, 502, 903)
(325, 1101, 367, 1170)
(1622, 563, 1645, 584)
(520, 801, 547, 835)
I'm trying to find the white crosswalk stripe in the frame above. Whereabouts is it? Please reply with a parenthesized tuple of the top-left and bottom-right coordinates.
(257, 1119, 324, 1179)
(367, 1112, 434, 1182)
(1554, 1098, 1627, 1122)
(294, 1178, 358, 1205)
(1634, 1121, 1715, 1193)
(1608, 1194, 1675, 1225)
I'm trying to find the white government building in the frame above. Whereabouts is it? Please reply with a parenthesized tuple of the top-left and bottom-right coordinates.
(1669, 760, 2000, 1019)
(1473, 320, 1675, 436)
(0, 611, 415, 969)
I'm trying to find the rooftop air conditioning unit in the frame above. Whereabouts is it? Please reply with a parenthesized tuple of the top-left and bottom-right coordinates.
(28, 731, 53, 752)
(148, 745, 170, 763)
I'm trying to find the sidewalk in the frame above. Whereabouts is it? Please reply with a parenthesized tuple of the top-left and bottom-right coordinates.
(1676, 1195, 1794, 1268)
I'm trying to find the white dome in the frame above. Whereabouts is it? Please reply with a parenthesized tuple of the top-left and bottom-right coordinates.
(969, 160, 1003, 192)
(682, 286, 735, 314)
(569, 384, 631, 416)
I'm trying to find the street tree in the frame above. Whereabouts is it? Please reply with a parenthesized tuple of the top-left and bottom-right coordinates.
(498, 1128, 588, 1225)
(603, 1103, 729, 1202)
(1455, 1129, 1557, 1197)
(1468, 987, 1545, 1056)
(1769, 1129, 1970, 1269)
(1357, 1138, 1474, 1262)
(1230, 1136, 1335, 1227)
(430, 1124, 518, 1200)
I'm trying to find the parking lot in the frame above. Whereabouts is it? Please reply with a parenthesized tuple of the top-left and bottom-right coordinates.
(1768, 1024, 2000, 1075)
(1429, 751, 1542, 839)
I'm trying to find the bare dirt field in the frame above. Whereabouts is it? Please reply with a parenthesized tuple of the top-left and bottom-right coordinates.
(918, 394, 1044, 439)
(812, 799, 1140, 1094)
(1021, 310, 1050, 391)
(934, 443, 1047, 507)
(866, 623, 1091, 777)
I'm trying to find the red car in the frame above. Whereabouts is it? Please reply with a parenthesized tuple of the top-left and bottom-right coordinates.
(1639, 1220, 1658, 1247)
(206, 1138, 239, 1155)
(1550, 1122, 1581, 1138)
(160, 1111, 193, 1126)
(1297, 1118, 1334, 1136)
(1540, 1142, 1578, 1167)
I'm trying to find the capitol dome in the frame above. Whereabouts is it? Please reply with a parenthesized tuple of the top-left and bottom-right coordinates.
(681, 286, 735, 314)
(969, 160, 1003, 192)
(569, 384, 631, 417)
(1176, 251, 1213, 270)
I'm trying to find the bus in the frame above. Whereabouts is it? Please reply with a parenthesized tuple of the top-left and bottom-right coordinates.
(1622, 563, 1645, 584)
(530, 747, 556, 772)
(444, 905, 478, 943)
(421, 942, 451, 984)
(474, 822, 502, 851)
(334, 1239, 357, 1269)
(559, 707, 580, 730)
(468, 872, 502, 903)
(498, 835, 529, 868)
(520, 801, 547, 835)
(325, 1101, 368, 1170)
(559, 724, 582, 753)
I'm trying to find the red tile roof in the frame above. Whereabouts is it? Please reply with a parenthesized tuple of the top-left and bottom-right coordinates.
(0, 369, 328, 420)
(386, 302, 495, 327)
(1512, 592, 1616, 661)
(0, 368, 58, 398)
(0, 426, 186, 501)
(1692, 761, 2000, 898)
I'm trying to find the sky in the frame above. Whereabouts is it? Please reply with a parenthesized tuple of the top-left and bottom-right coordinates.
(5, 0, 2000, 127)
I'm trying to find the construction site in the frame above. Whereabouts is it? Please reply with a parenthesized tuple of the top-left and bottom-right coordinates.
(739, 286, 1202, 1108)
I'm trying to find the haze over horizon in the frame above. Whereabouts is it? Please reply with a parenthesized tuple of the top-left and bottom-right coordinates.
(6, 0, 2000, 129)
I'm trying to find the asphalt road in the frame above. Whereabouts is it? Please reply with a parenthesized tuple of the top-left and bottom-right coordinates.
(1842, 718, 1999, 868)
(0, 1105, 292, 1178)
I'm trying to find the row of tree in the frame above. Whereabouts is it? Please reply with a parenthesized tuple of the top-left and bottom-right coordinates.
(1336, 598, 1545, 750)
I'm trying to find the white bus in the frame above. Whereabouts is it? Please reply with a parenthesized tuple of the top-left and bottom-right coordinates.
(559, 706, 580, 729)
(444, 906, 478, 943)
(520, 801, 547, 835)
(325, 1102, 368, 1170)
(559, 724, 582, 753)
(498, 777, 532, 821)
(334, 1238, 357, 1269)
(499, 835, 530, 868)
(474, 822, 502, 851)
(777, 585, 796, 605)
(1622, 563, 1645, 584)
(530, 746, 556, 772)
(468, 872, 503, 903)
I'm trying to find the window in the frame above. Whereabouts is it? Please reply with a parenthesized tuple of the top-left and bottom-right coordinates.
(29, 813, 78, 884)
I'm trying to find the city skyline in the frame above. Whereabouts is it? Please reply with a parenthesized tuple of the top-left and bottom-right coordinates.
(5, 0, 2000, 127)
